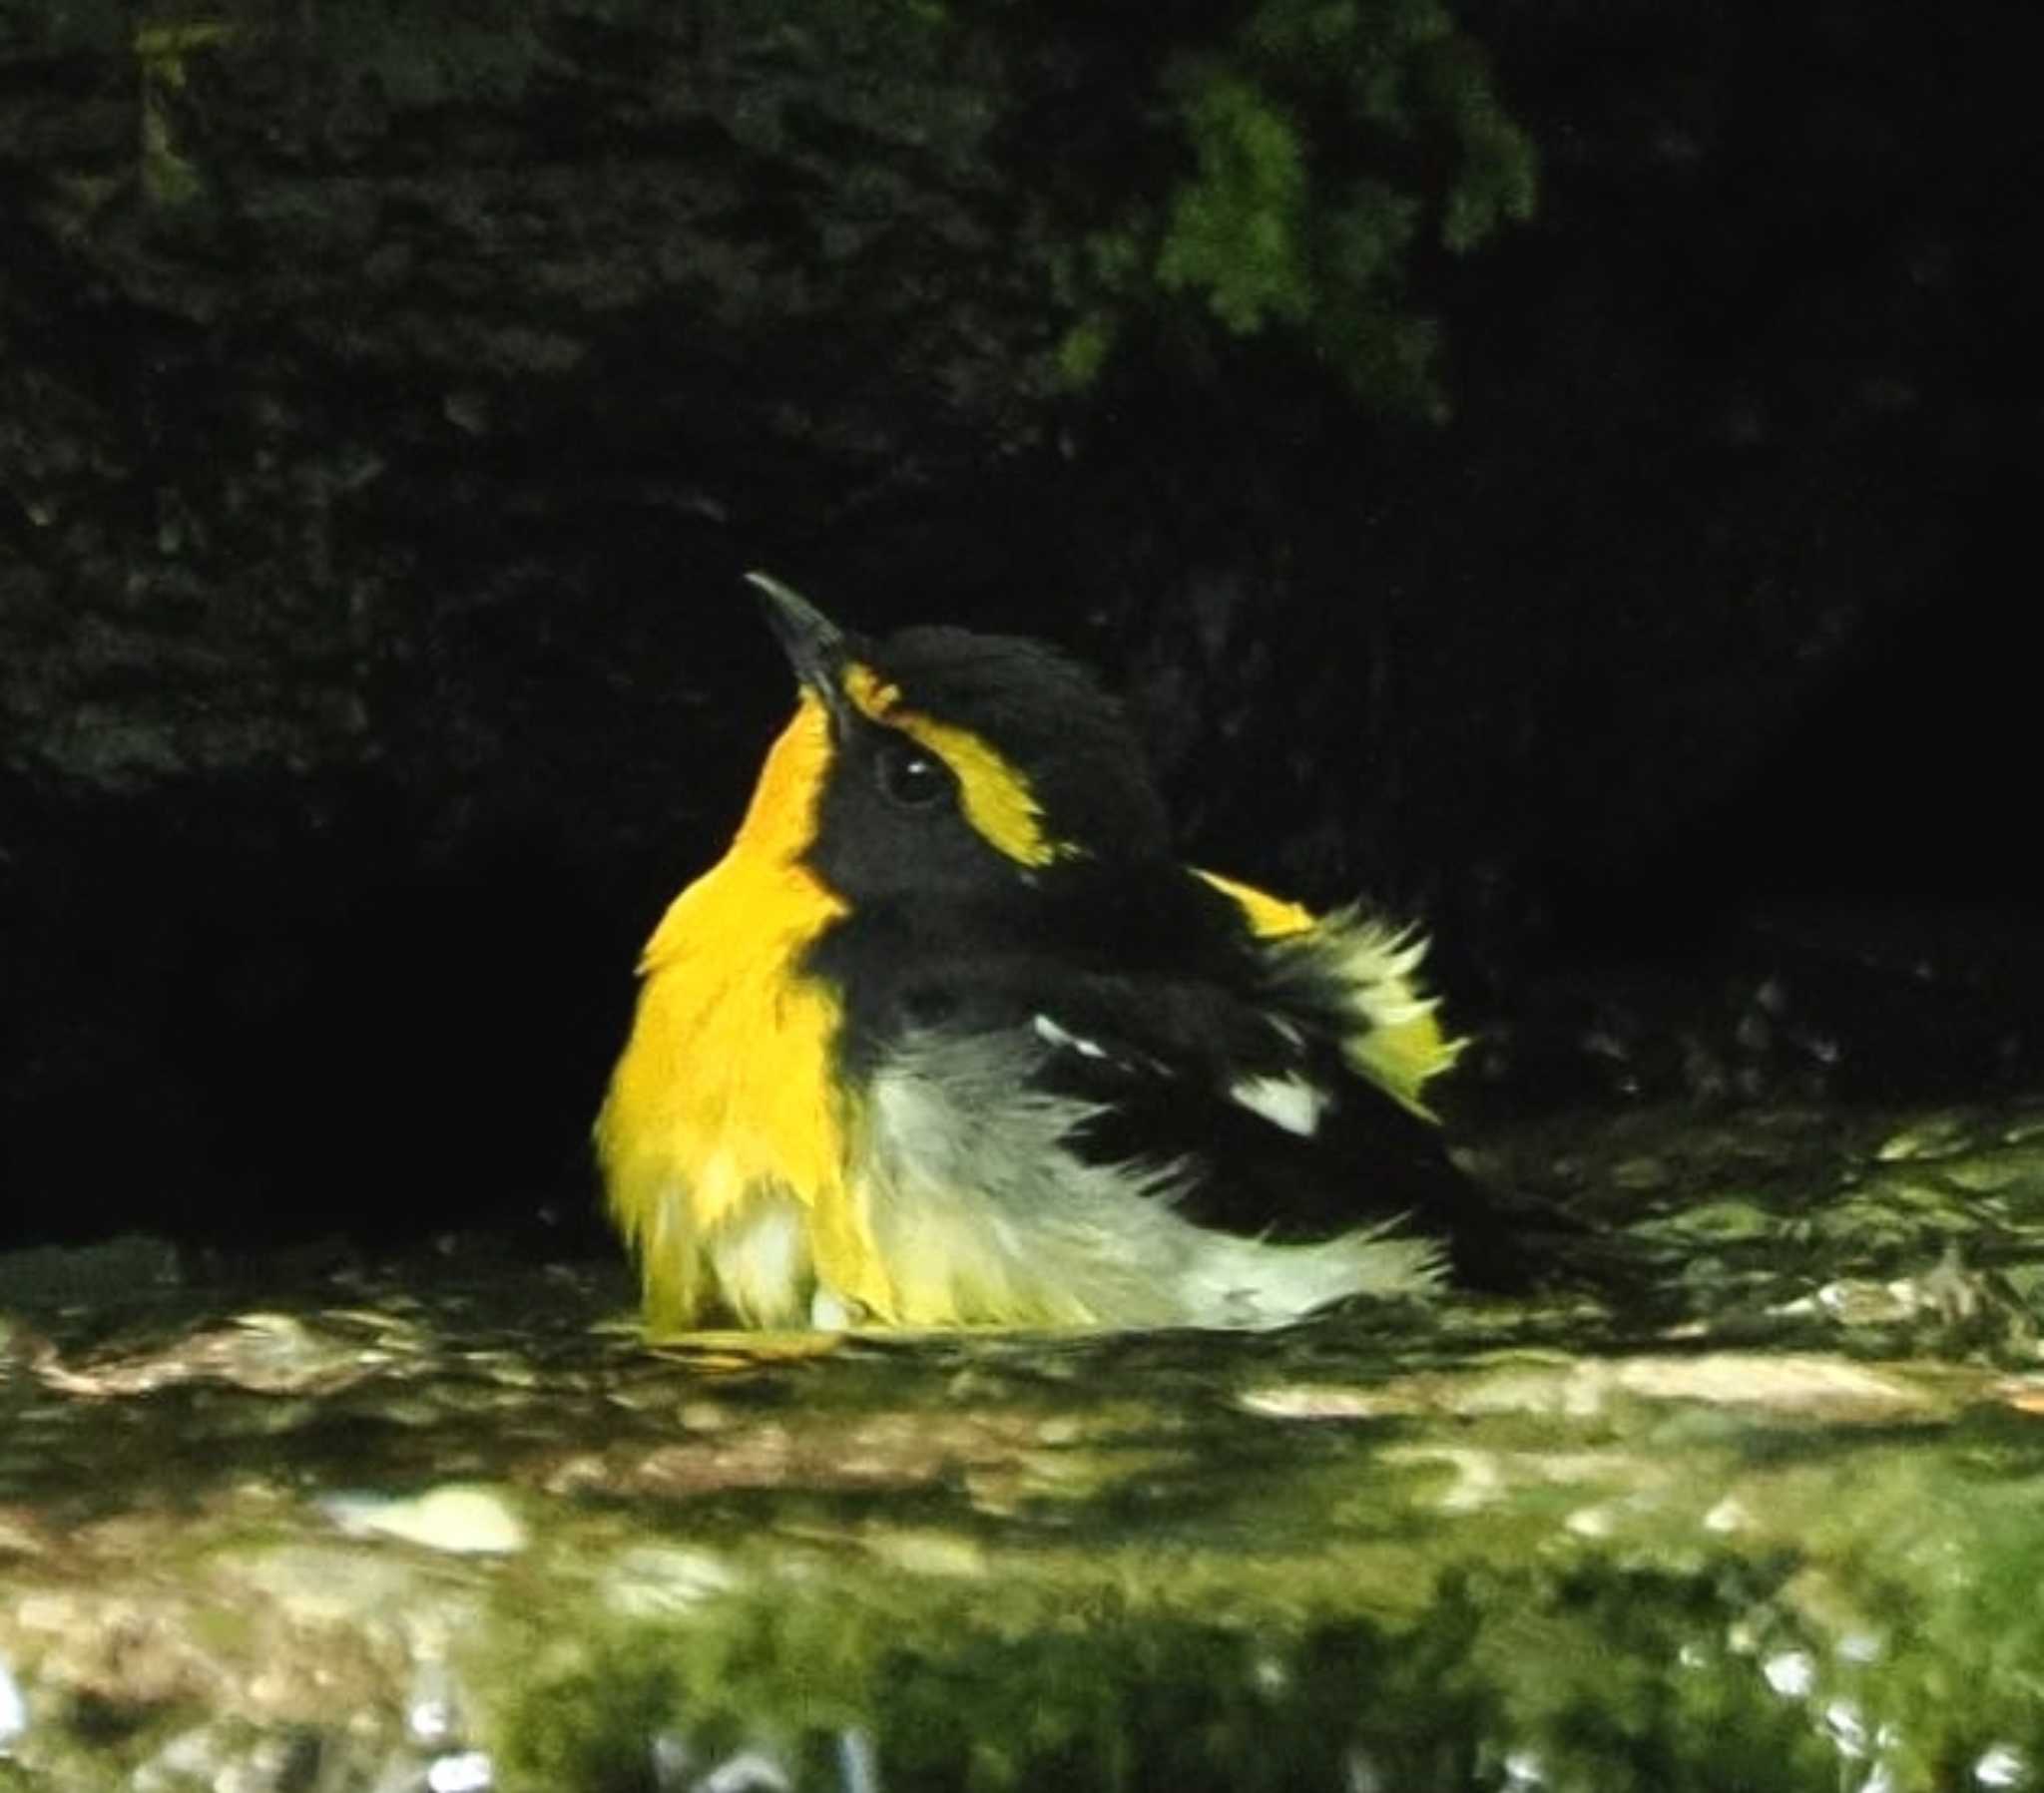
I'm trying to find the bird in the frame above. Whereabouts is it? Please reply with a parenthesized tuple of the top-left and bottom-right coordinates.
(595, 573, 1507, 1333)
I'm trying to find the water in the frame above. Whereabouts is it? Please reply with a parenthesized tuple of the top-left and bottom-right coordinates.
(4, 1093, 2044, 1788)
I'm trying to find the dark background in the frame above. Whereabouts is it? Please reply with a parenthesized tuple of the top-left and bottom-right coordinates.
(2, 0, 2036, 1255)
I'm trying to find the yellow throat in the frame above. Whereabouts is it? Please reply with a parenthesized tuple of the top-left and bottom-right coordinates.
(594, 692, 872, 1331)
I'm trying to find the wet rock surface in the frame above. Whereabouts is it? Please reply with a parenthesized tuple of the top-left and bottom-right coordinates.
(5, 1097, 2044, 1790)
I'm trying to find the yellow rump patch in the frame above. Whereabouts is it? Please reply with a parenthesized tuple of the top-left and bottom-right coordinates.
(841, 662, 1077, 870)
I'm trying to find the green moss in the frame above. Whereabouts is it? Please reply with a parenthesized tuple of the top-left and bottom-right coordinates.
(1154, 64, 1314, 335)
(1054, 313, 1119, 390)
(480, 1356, 2044, 1789)
(1034, 0, 1537, 416)
(490, 1554, 1961, 1792)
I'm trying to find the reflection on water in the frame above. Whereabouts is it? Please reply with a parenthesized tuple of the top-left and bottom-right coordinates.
(2, 1095, 2043, 1786)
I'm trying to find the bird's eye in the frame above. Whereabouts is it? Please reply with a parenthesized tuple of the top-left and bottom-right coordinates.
(874, 740, 950, 808)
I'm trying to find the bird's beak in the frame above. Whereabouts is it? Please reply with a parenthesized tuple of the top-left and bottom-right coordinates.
(746, 571, 851, 725)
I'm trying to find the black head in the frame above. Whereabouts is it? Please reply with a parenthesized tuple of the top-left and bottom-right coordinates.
(746, 575, 1171, 906)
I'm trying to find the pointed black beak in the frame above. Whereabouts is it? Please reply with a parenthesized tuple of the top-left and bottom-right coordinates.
(746, 572, 850, 710)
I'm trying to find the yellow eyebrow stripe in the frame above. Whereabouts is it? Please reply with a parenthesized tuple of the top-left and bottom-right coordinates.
(841, 662, 1078, 869)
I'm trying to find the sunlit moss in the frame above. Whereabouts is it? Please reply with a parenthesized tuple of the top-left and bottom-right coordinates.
(479, 1358, 2044, 1790)
(486, 1516, 2044, 1792)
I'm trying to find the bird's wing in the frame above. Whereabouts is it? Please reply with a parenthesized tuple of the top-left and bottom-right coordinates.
(816, 874, 1538, 1292)
(1193, 871, 1464, 1118)
(928, 958, 1525, 1290)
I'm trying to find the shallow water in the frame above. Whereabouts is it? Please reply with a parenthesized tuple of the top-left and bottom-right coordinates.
(4, 1095, 2044, 1790)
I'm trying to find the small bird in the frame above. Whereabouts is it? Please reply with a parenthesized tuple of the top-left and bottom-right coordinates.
(596, 575, 1502, 1333)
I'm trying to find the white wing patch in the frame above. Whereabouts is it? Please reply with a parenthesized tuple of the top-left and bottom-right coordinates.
(1035, 1010, 1331, 1136)
(1229, 1073, 1328, 1137)
(1030, 1011, 1167, 1077)
(1032, 1012, 1109, 1060)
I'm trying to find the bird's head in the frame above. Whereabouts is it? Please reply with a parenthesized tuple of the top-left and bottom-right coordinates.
(735, 574, 1171, 905)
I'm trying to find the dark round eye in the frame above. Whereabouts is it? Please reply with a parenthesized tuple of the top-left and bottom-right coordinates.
(874, 740, 949, 808)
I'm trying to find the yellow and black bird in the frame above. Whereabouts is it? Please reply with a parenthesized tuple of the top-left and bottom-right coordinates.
(597, 574, 1501, 1333)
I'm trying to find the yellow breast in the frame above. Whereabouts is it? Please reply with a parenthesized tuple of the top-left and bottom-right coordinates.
(594, 697, 885, 1330)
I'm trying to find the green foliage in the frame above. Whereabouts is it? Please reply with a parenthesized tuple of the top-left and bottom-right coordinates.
(1046, 0, 1537, 419)
(1155, 64, 1314, 334)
